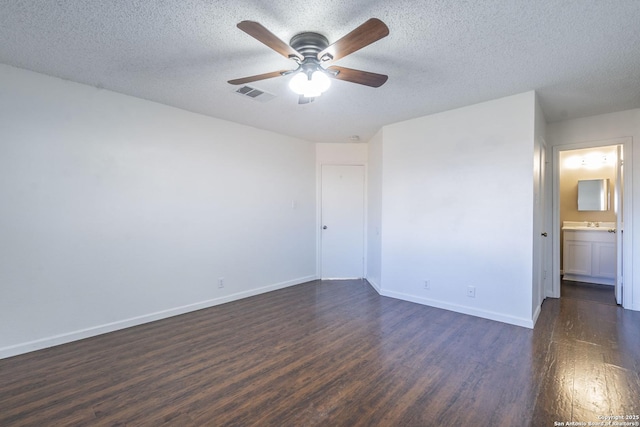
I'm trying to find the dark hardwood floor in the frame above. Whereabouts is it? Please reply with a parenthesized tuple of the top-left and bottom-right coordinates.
(1, 280, 639, 426)
(561, 279, 617, 305)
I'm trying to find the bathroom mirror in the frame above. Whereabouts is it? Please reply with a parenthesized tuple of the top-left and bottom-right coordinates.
(578, 179, 609, 211)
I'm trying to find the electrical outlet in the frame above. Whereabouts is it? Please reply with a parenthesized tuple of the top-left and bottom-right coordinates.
(467, 286, 476, 298)
(218, 277, 224, 288)
(424, 280, 430, 290)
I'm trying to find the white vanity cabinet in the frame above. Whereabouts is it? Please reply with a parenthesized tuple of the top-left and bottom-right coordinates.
(563, 226, 616, 286)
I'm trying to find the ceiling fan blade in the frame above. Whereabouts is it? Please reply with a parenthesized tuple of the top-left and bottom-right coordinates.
(327, 66, 388, 88)
(237, 21, 304, 62)
(228, 70, 290, 85)
(317, 18, 389, 62)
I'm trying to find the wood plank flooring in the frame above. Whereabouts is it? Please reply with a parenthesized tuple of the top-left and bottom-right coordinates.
(561, 279, 617, 305)
(1, 280, 639, 426)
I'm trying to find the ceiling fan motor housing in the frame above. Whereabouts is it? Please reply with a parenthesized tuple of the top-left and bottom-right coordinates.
(289, 32, 329, 62)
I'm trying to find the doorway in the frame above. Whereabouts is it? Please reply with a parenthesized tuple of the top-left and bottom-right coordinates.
(551, 138, 632, 308)
(320, 164, 365, 279)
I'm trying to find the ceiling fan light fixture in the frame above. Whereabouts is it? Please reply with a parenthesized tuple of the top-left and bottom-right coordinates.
(289, 70, 331, 98)
(229, 19, 389, 102)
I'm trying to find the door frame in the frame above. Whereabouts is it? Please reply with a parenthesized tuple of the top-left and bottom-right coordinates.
(316, 163, 367, 279)
(550, 137, 633, 308)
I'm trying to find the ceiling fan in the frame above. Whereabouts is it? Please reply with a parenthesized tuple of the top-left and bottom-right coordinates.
(228, 18, 389, 103)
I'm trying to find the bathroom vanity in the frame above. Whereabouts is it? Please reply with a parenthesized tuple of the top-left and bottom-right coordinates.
(562, 221, 616, 285)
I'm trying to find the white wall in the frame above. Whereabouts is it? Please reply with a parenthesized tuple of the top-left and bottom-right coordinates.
(0, 64, 317, 358)
(379, 92, 537, 327)
(366, 130, 383, 291)
(316, 143, 368, 165)
(547, 109, 640, 310)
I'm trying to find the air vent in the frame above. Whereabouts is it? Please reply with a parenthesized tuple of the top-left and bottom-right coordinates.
(234, 85, 276, 102)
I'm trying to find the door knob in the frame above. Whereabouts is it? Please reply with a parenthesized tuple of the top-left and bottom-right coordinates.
(323, 225, 328, 230)
(541, 232, 548, 237)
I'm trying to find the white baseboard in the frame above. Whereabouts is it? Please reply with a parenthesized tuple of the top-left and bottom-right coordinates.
(365, 278, 382, 294)
(380, 289, 534, 329)
(532, 303, 542, 326)
(0, 275, 317, 360)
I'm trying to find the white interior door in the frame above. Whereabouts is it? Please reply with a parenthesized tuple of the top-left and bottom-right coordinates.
(321, 164, 365, 279)
(615, 145, 623, 305)
(533, 138, 548, 309)
(538, 141, 549, 305)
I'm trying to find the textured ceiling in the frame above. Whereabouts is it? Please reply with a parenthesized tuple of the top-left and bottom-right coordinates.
(1, 0, 640, 143)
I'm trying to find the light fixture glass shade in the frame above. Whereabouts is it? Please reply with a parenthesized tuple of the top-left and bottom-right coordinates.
(289, 70, 331, 97)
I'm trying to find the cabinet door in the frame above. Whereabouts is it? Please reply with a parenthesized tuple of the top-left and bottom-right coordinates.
(592, 242, 616, 279)
(564, 241, 592, 275)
